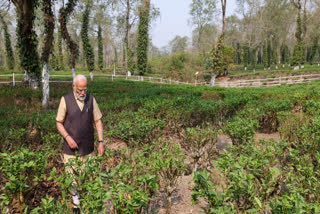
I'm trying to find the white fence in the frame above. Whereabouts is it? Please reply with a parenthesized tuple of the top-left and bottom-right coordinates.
(1, 73, 320, 88)
(215, 73, 320, 88)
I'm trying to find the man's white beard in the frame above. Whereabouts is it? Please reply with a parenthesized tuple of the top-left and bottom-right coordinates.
(74, 91, 86, 101)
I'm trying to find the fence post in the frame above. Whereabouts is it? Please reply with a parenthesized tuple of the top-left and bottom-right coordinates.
(12, 73, 15, 86)
(112, 75, 114, 81)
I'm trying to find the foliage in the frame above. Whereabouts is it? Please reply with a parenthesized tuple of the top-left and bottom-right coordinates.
(170, 51, 188, 72)
(0, 17, 15, 70)
(14, 0, 41, 80)
(267, 40, 272, 68)
(292, 42, 304, 66)
(59, 0, 79, 69)
(192, 170, 234, 213)
(3, 78, 320, 212)
(127, 48, 135, 74)
(280, 43, 290, 64)
(136, 0, 150, 76)
(292, 12, 305, 66)
(242, 46, 249, 68)
(41, 0, 55, 63)
(0, 148, 48, 212)
(222, 117, 258, 146)
(210, 39, 234, 76)
(272, 45, 278, 65)
(184, 126, 218, 171)
(169, 35, 189, 54)
(58, 155, 111, 213)
(30, 195, 69, 214)
(309, 36, 318, 65)
(108, 146, 160, 213)
(57, 26, 64, 70)
(150, 140, 186, 213)
(97, 24, 103, 71)
(263, 43, 268, 68)
(189, 0, 216, 52)
(81, 2, 95, 72)
(257, 99, 293, 133)
(251, 48, 256, 69)
(109, 112, 165, 146)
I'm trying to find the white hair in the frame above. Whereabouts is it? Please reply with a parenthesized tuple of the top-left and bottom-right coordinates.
(73, 74, 87, 86)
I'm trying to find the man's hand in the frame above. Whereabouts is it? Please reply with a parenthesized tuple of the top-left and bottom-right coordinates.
(66, 136, 78, 149)
(98, 142, 104, 156)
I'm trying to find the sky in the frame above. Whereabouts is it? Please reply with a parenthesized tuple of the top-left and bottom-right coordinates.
(150, 0, 238, 48)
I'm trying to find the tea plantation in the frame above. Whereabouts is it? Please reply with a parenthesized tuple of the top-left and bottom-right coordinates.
(1, 79, 320, 213)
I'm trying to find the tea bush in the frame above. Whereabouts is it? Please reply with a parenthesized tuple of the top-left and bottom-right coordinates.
(184, 126, 218, 171)
(58, 155, 111, 213)
(0, 148, 48, 213)
(302, 99, 320, 116)
(2, 78, 320, 212)
(109, 112, 165, 146)
(222, 117, 258, 145)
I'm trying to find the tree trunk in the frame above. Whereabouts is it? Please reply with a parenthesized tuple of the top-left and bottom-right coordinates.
(29, 74, 39, 89)
(59, 0, 79, 74)
(42, 62, 50, 106)
(72, 68, 76, 78)
(221, 0, 227, 39)
(165, 194, 171, 214)
(210, 74, 216, 87)
(125, 0, 130, 73)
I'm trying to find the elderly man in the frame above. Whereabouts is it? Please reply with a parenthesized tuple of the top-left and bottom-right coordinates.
(56, 74, 104, 213)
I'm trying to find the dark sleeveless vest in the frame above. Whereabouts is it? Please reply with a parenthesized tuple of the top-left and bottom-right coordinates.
(63, 92, 94, 155)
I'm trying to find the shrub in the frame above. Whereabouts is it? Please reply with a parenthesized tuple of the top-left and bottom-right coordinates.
(108, 146, 160, 213)
(150, 140, 186, 214)
(302, 100, 320, 116)
(184, 126, 218, 171)
(57, 155, 111, 213)
(278, 112, 309, 143)
(222, 117, 258, 146)
(0, 148, 48, 213)
(109, 112, 165, 146)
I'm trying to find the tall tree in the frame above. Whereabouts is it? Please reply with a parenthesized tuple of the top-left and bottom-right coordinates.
(210, 0, 228, 86)
(291, 0, 307, 66)
(189, 0, 216, 55)
(169, 36, 189, 54)
(81, 1, 95, 78)
(0, 15, 14, 71)
(267, 39, 272, 68)
(11, 0, 41, 88)
(136, 0, 150, 76)
(280, 43, 289, 65)
(97, 24, 103, 71)
(116, 0, 139, 73)
(41, 0, 55, 106)
(57, 25, 64, 70)
(59, 0, 79, 77)
(272, 45, 278, 66)
(309, 36, 318, 65)
(242, 45, 249, 69)
(263, 42, 268, 69)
